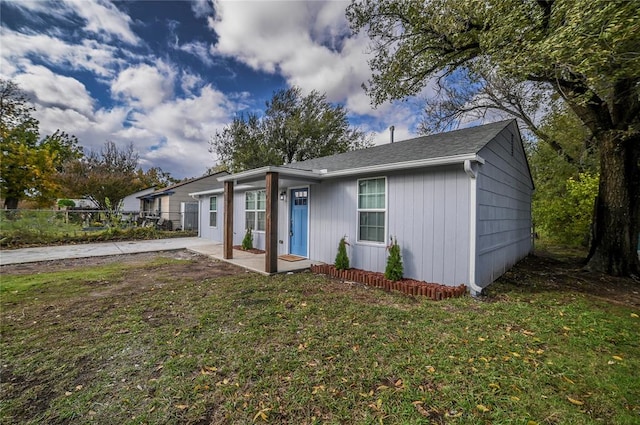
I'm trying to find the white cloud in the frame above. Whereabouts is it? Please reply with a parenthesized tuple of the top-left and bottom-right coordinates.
(120, 85, 234, 176)
(1, 0, 73, 22)
(111, 63, 177, 109)
(3, 0, 140, 45)
(190, 0, 214, 18)
(209, 0, 376, 114)
(180, 71, 204, 95)
(65, 0, 140, 45)
(37, 83, 236, 178)
(178, 41, 214, 66)
(13, 65, 94, 116)
(0, 27, 123, 78)
(205, 0, 439, 133)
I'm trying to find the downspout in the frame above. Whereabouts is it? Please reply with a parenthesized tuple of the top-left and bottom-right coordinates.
(464, 159, 484, 297)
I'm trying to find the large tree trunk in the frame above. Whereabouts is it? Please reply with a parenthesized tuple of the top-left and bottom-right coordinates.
(586, 132, 640, 276)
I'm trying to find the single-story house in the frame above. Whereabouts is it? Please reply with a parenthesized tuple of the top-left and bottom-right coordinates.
(192, 120, 533, 295)
(120, 186, 156, 213)
(140, 172, 227, 231)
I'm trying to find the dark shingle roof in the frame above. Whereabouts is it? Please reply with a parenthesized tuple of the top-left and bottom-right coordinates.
(282, 119, 513, 172)
(153, 171, 229, 195)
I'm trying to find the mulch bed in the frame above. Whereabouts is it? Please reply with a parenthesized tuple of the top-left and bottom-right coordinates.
(311, 264, 466, 301)
(233, 245, 265, 254)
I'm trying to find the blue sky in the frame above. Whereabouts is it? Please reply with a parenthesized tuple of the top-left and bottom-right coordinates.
(1, 0, 429, 179)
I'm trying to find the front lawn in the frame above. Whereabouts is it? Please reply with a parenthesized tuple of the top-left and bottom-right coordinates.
(1, 252, 638, 424)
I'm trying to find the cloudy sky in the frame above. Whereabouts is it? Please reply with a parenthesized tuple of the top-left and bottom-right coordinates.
(1, 0, 429, 179)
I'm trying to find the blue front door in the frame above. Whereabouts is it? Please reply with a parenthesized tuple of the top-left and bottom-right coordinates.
(289, 188, 308, 257)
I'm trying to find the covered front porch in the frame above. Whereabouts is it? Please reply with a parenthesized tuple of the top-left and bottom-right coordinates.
(217, 166, 323, 274)
(189, 242, 319, 275)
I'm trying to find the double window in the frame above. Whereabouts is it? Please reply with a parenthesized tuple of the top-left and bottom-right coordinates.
(245, 190, 266, 231)
(209, 196, 217, 227)
(357, 177, 386, 243)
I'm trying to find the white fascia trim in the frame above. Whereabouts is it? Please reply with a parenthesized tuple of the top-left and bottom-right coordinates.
(189, 184, 253, 197)
(217, 166, 320, 183)
(215, 154, 485, 184)
(189, 189, 222, 197)
(322, 154, 485, 179)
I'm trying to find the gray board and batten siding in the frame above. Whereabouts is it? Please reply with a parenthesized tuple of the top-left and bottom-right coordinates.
(475, 120, 534, 288)
(306, 165, 472, 286)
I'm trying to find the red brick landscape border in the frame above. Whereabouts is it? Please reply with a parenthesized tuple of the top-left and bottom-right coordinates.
(310, 264, 467, 301)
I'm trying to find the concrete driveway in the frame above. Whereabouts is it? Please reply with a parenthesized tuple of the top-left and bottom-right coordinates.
(0, 237, 213, 266)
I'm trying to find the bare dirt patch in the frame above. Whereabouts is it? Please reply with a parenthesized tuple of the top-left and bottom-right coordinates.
(492, 248, 640, 308)
(3, 247, 638, 308)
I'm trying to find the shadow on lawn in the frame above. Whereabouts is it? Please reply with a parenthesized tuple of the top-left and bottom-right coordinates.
(488, 245, 640, 308)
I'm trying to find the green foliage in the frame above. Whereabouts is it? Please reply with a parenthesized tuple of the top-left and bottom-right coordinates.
(59, 141, 144, 210)
(347, 0, 640, 108)
(210, 86, 371, 172)
(348, 0, 640, 273)
(135, 166, 179, 189)
(529, 106, 599, 247)
(57, 199, 76, 208)
(334, 237, 350, 270)
(0, 80, 82, 209)
(534, 172, 599, 247)
(104, 197, 121, 228)
(241, 227, 253, 250)
(0, 209, 194, 248)
(384, 236, 403, 281)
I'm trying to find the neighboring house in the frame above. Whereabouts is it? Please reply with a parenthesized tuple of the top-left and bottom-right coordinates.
(56, 198, 99, 209)
(194, 120, 533, 295)
(120, 187, 155, 213)
(141, 172, 228, 231)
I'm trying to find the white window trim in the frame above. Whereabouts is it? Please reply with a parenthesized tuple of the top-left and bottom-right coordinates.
(245, 189, 266, 233)
(209, 196, 217, 228)
(356, 176, 387, 245)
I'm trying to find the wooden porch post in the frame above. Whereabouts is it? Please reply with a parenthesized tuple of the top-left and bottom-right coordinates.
(223, 180, 234, 259)
(265, 172, 278, 273)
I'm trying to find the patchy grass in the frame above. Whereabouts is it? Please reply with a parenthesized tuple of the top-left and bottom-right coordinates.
(1, 253, 639, 424)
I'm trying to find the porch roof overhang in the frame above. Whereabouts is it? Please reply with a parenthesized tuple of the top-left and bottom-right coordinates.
(216, 154, 485, 187)
(139, 190, 175, 200)
(217, 166, 322, 185)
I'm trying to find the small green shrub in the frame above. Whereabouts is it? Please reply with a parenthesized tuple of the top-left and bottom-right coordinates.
(334, 236, 350, 270)
(242, 227, 253, 250)
(384, 236, 403, 281)
(57, 199, 76, 208)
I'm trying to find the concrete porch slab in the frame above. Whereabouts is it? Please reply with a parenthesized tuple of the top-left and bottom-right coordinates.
(188, 242, 321, 275)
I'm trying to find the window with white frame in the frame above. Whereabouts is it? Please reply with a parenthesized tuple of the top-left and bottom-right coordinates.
(209, 196, 217, 227)
(357, 177, 386, 243)
(245, 190, 266, 231)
